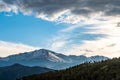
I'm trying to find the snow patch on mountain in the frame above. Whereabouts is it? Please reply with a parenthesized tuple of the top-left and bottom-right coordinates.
(47, 52, 65, 62)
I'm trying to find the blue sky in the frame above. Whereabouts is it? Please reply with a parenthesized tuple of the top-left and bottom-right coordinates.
(0, 12, 66, 47)
(0, 0, 120, 58)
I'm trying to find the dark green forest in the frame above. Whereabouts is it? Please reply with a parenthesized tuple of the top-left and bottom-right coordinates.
(18, 57, 120, 80)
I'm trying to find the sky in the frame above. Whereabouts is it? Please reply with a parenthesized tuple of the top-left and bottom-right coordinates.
(0, 0, 120, 58)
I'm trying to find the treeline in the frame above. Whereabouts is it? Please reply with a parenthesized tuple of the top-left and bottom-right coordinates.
(18, 57, 120, 80)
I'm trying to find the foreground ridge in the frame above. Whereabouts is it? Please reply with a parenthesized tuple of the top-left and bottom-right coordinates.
(0, 64, 53, 80)
(19, 57, 120, 80)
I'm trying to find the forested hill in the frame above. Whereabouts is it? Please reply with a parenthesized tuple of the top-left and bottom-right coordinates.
(19, 57, 120, 80)
(0, 64, 53, 80)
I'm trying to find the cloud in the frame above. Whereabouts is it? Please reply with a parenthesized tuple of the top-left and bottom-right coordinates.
(48, 34, 70, 52)
(0, 0, 120, 23)
(60, 23, 120, 58)
(49, 23, 106, 53)
(0, 0, 18, 14)
(64, 37, 120, 58)
(48, 20, 120, 58)
(51, 40, 67, 51)
(0, 0, 120, 58)
(0, 41, 39, 57)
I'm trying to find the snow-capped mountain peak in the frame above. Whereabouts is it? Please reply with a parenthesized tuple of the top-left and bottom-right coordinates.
(0, 49, 108, 69)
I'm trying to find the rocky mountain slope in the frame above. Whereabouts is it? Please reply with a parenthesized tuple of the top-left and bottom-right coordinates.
(0, 49, 108, 69)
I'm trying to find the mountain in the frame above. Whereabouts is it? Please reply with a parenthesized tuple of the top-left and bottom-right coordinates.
(0, 49, 108, 69)
(0, 63, 53, 80)
(18, 57, 120, 80)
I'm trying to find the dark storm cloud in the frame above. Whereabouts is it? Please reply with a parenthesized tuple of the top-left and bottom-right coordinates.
(82, 0, 120, 16)
(1, 0, 120, 19)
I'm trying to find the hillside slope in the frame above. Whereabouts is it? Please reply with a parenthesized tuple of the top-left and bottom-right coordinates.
(19, 57, 120, 80)
(0, 64, 53, 80)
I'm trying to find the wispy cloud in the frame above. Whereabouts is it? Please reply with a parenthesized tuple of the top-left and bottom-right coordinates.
(49, 20, 120, 58)
(65, 36, 120, 58)
(0, 41, 39, 57)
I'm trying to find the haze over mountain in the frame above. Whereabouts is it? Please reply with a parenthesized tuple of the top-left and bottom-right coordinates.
(0, 63, 53, 80)
(0, 49, 108, 69)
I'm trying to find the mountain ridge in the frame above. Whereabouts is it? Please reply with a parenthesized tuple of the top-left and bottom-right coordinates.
(0, 49, 108, 69)
(0, 63, 53, 80)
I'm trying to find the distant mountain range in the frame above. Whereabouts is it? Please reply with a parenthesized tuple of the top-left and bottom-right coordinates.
(0, 63, 53, 80)
(0, 49, 108, 69)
